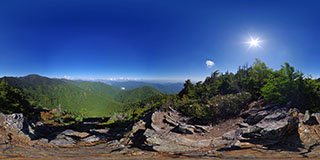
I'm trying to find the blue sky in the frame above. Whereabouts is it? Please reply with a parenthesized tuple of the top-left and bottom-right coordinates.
(1, 0, 320, 81)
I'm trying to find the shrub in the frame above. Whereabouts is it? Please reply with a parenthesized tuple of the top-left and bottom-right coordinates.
(175, 92, 252, 123)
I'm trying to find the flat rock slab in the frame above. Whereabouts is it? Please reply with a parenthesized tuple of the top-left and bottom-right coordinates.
(61, 129, 90, 138)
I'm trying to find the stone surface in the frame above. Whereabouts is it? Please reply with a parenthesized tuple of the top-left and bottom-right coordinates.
(49, 135, 76, 146)
(241, 107, 298, 144)
(313, 113, 320, 124)
(61, 129, 90, 138)
(303, 110, 311, 123)
(0, 113, 36, 141)
(171, 124, 194, 134)
(81, 135, 107, 143)
(89, 128, 109, 134)
(303, 111, 319, 125)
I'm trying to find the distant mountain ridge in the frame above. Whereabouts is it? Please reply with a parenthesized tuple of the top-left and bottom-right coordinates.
(108, 81, 183, 94)
(114, 86, 163, 103)
(0, 74, 166, 117)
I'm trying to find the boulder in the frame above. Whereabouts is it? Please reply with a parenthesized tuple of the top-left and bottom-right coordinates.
(60, 129, 90, 138)
(144, 128, 163, 146)
(194, 125, 209, 133)
(131, 120, 146, 135)
(303, 111, 319, 125)
(243, 105, 282, 125)
(143, 128, 198, 152)
(240, 106, 299, 145)
(81, 135, 107, 143)
(0, 113, 36, 141)
(89, 128, 109, 134)
(171, 124, 194, 134)
(163, 116, 179, 127)
(106, 140, 125, 152)
(49, 134, 76, 146)
(313, 113, 320, 124)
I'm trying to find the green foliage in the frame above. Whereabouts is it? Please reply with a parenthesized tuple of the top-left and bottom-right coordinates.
(122, 94, 176, 122)
(1, 75, 123, 117)
(261, 63, 304, 104)
(40, 108, 88, 125)
(110, 81, 183, 94)
(0, 79, 34, 116)
(175, 92, 252, 123)
(261, 63, 320, 111)
(178, 59, 320, 116)
(115, 86, 163, 103)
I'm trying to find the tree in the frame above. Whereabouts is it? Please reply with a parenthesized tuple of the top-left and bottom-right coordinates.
(261, 62, 303, 105)
(0, 80, 33, 115)
(179, 79, 196, 99)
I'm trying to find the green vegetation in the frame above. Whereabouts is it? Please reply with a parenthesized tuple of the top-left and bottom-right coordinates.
(175, 59, 320, 121)
(0, 80, 34, 117)
(1, 59, 320, 123)
(175, 92, 251, 123)
(103, 59, 316, 125)
(114, 86, 163, 103)
(0, 75, 165, 117)
(110, 81, 183, 94)
(0, 75, 123, 117)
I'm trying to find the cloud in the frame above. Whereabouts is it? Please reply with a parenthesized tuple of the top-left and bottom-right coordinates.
(206, 60, 215, 68)
(63, 75, 73, 80)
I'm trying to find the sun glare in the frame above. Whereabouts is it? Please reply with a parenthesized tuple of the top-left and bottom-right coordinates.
(247, 36, 262, 48)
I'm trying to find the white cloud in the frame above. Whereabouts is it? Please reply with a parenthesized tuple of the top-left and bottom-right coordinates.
(63, 75, 73, 80)
(121, 87, 126, 90)
(206, 60, 215, 68)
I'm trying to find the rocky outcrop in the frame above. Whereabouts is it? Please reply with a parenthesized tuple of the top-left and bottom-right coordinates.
(49, 134, 77, 146)
(303, 110, 319, 125)
(127, 109, 214, 152)
(222, 105, 300, 148)
(241, 107, 298, 143)
(3, 104, 320, 159)
(0, 113, 36, 144)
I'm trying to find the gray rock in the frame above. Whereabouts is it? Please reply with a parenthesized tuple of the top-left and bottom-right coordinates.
(60, 129, 90, 138)
(106, 140, 125, 152)
(194, 125, 209, 133)
(304, 111, 319, 125)
(235, 122, 249, 128)
(0, 113, 36, 140)
(49, 135, 76, 146)
(313, 113, 320, 124)
(303, 110, 311, 123)
(163, 116, 178, 127)
(37, 138, 49, 143)
(89, 128, 110, 134)
(81, 135, 107, 143)
(144, 129, 198, 152)
(144, 128, 163, 145)
(240, 106, 299, 145)
(4, 113, 25, 131)
(171, 124, 194, 134)
(244, 110, 269, 125)
(131, 120, 146, 135)
(241, 104, 280, 120)
(222, 130, 237, 140)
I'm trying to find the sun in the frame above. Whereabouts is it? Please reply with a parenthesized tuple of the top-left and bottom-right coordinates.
(247, 36, 262, 48)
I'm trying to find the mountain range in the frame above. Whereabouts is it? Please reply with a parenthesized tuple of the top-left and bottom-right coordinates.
(0, 75, 168, 117)
(107, 81, 183, 94)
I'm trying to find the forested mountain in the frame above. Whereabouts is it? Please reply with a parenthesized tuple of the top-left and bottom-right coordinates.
(64, 80, 122, 99)
(109, 81, 183, 94)
(114, 86, 163, 103)
(0, 75, 165, 117)
(0, 75, 123, 117)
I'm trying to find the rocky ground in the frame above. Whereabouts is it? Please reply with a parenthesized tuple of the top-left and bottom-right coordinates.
(1, 104, 320, 159)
